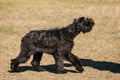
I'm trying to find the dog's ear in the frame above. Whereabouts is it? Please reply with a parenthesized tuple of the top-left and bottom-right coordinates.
(74, 19, 77, 21)
(73, 19, 77, 23)
(78, 17, 85, 22)
(73, 17, 85, 24)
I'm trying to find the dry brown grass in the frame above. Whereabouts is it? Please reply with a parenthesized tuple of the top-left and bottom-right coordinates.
(0, 0, 120, 80)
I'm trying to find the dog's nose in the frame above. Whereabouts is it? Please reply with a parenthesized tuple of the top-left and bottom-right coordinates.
(90, 19, 95, 26)
(92, 21, 95, 25)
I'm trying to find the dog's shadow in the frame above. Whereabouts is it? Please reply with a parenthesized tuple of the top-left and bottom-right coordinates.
(9, 58, 120, 73)
(15, 64, 77, 73)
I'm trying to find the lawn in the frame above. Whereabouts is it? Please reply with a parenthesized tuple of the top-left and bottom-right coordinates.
(0, 0, 120, 80)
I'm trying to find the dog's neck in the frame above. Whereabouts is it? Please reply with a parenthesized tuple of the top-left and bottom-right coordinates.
(67, 23, 82, 39)
(60, 22, 83, 40)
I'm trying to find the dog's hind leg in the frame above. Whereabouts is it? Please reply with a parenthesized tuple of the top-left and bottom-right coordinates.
(31, 52, 45, 71)
(64, 53, 84, 73)
(10, 51, 32, 72)
(10, 42, 32, 72)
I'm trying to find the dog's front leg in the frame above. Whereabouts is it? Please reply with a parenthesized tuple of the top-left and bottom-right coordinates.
(65, 53, 84, 73)
(53, 52, 67, 74)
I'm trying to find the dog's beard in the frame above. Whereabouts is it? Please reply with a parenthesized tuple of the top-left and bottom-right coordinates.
(82, 26, 93, 33)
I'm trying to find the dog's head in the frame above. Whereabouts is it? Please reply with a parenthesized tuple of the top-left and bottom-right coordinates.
(73, 17, 95, 33)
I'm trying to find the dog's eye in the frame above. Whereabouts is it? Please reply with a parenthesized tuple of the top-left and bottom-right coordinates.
(84, 22, 89, 26)
(85, 20, 93, 26)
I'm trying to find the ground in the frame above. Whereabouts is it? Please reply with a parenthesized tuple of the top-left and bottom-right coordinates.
(0, 0, 120, 80)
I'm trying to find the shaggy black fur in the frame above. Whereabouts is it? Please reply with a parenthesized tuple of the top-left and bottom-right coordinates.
(10, 17, 95, 73)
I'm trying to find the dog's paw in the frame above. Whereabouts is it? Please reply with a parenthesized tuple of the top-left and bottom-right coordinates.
(76, 67, 84, 73)
(56, 69, 67, 74)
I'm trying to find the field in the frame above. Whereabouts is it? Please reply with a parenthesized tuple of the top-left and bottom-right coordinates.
(0, 0, 120, 80)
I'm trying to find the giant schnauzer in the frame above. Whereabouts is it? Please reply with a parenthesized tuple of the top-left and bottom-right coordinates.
(10, 17, 95, 73)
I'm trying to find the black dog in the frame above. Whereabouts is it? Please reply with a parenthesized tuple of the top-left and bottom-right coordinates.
(10, 17, 95, 73)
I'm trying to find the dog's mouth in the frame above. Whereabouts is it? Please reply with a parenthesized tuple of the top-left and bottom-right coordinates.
(82, 23, 93, 33)
(91, 21, 95, 26)
(82, 27, 93, 33)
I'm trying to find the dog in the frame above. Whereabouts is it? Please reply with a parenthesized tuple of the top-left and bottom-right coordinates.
(10, 17, 95, 73)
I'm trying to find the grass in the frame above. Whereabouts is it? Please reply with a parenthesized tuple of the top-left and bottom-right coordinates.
(0, 0, 120, 80)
